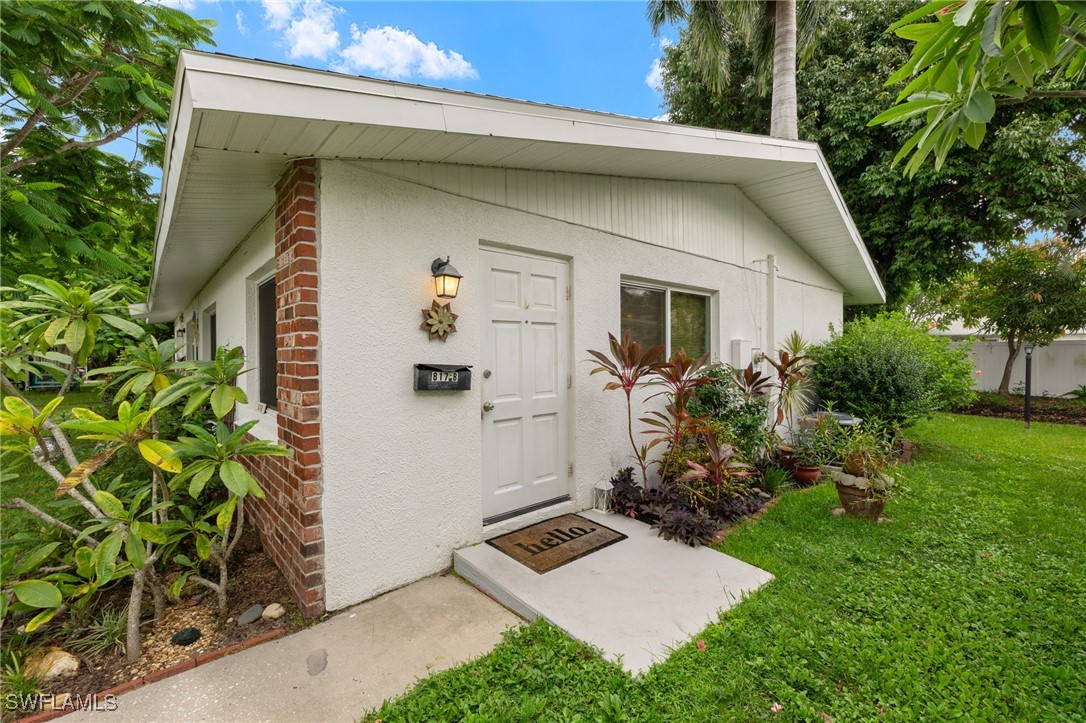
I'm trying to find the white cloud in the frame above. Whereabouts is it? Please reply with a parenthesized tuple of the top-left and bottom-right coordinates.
(645, 38, 673, 92)
(235, 10, 248, 35)
(645, 58, 664, 91)
(336, 25, 478, 80)
(652, 112, 670, 122)
(262, 0, 341, 60)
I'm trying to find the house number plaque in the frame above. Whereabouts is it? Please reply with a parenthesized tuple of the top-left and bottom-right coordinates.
(413, 363, 472, 391)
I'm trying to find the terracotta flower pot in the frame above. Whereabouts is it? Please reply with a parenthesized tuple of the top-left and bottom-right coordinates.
(835, 482, 885, 520)
(793, 466, 822, 484)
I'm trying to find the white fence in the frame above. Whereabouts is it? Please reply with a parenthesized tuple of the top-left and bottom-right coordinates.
(956, 337, 1086, 397)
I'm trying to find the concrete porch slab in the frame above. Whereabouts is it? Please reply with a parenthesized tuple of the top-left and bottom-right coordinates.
(454, 509, 774, 674)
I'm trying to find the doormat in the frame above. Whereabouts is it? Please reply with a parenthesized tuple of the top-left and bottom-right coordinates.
(486, 513, 627, 574)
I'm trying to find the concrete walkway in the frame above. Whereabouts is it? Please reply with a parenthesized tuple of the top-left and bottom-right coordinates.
(67, 575, 519, 723)
(455, 509, 774, 674)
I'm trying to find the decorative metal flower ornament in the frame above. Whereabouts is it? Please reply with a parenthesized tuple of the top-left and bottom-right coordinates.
(420, 300, 458, 341)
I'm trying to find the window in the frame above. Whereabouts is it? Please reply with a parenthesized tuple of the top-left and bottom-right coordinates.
(208, 312, 217, 357)
(257, 279, 277, 409)
(620, 283, 710, 358)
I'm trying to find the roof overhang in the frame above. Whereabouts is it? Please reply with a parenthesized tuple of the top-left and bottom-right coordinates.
(148, 50, 885, 321)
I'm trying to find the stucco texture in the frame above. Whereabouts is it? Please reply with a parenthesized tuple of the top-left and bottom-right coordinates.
(317, 162, 844, 610)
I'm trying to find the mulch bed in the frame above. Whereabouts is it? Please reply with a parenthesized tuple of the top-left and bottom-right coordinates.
(961, 393, 1086, 426)
(11, 526, 307, 719)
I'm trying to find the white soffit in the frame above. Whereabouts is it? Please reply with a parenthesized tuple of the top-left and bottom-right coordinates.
(148, 51, 885, 321)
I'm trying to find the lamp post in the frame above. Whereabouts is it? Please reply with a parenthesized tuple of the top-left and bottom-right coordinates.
(1024, 341, 1034, 428)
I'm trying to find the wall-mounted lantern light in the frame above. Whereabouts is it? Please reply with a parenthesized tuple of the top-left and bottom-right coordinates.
(175, 327, 185, 338)
(431, 257, 462, 299)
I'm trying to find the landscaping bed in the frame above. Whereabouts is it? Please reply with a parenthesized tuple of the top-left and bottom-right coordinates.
(366, 414, 1086, 721)
(4, 526, 304, 720)
(962, 391, 1086, 425)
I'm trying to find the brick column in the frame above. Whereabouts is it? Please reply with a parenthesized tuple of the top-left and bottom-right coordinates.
(244, 159, 325, 618)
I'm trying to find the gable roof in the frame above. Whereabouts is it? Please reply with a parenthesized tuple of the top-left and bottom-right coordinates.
(147, 50, 885, 321)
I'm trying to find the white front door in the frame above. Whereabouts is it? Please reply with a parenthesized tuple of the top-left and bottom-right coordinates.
(480, 248, 570, 523)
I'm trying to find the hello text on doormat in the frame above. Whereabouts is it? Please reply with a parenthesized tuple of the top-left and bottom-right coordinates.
(486, 513, 627, 574)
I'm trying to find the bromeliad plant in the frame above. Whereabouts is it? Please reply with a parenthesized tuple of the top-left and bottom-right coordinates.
(676, 434, 753, 514)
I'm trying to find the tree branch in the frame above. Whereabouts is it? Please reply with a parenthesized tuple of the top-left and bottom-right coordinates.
(1, 498, 85, 541)
(996, 89, 1086, 106)
(3, 109, 149, 174)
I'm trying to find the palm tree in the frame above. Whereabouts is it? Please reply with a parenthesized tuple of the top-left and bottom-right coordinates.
(647, 0, 822, 141)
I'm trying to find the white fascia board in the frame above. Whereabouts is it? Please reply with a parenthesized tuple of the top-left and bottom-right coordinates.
(148, 55, 198, 317)
(811, 147, 886, 304)
(180, 51, 812, 165)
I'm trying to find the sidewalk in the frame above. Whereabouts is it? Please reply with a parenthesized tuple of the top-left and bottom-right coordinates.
(65, 574, 520, 723)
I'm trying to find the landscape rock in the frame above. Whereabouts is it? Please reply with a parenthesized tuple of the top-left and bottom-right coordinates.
(170, 627, 202, 646)
(238, 604, 264, 626)
(24, 648, 79, 681)
(262, 603, 286, 620)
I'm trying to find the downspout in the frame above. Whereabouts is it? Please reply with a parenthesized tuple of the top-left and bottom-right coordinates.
(766, 254, 777, 357)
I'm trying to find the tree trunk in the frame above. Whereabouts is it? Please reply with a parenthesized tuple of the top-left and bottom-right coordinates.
(770, 0, 799, 140)
(999, 336, 1021, 395)
(125, 567, 148, 663)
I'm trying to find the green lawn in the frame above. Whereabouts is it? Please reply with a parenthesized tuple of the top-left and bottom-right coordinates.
(368, 414, 1086, 722)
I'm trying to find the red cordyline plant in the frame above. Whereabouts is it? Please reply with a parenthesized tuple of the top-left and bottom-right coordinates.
(588, 330, 664, 484)
(641, 348, 711, 461)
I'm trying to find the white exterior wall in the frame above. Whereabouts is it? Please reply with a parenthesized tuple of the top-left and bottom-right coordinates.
(173, 213, 279, 440)
(318, 162, 844, 609)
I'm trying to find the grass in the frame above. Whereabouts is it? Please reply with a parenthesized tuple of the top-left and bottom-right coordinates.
(367, 414, 1086, 722)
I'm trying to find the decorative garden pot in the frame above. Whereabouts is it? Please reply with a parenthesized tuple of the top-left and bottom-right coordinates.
(834, 483, 885, 520)
(793, 466, 822, 484)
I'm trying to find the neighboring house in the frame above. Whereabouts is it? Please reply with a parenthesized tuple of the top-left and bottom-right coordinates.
(147, 51, 885, 616)
(931, 322, 1086, 397)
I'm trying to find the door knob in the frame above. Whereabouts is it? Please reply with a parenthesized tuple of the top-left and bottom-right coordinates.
(482, 401, 495, 412)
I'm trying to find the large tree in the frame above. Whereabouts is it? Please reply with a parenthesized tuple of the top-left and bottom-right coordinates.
(0, 0, 213, 288)
(647, 1, 824, 140)
(872, 0, 1086, 176)
(959, 239, 1086, 394)
(660, 0, 1086, 305)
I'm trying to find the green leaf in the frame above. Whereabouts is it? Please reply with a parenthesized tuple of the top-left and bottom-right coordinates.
(189, 464, 215, 498)
(12, 579, 62, 609)
(962, 120, 987, 149)
(13, 542, 61, 576)
(139, 439, 182, 473)
(216, 496, 237, 533)
(95, 530, 123, 584)
(168, 572, 190, 599)
(125, 528, 146, 568)
(134, 521, 167, 544)
(25, 607, 59, 632)
(952, 0, 981, 27)
(1022, 0, 1060, 57)
(981, 0, 1008, 57)
(9, 68, 36, 97)
(93, 490, 126, 519)
(219, 459, 252, 497)
(98, 313, 146, 339)
(196, 534, 211, 561)
(64, 318, 87, 356)
(210, 385, 235, 419)
(182, 386, 213, 417)
(75, 547, 94, 579)
(963, 89, 996, 123)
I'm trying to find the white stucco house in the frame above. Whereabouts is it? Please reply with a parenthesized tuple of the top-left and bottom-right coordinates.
(147, 51, 885, 616)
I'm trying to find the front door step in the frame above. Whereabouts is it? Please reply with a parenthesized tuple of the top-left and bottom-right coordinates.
(454, 509, 774, 674)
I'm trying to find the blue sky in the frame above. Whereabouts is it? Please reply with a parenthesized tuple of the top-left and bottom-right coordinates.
(178, 1, 676, 118)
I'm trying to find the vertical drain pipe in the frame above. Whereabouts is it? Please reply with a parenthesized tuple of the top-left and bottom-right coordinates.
(766, 254, 777, 358)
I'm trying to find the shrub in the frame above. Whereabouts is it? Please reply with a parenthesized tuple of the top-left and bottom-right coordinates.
(809, 313, 975, 425)
(688, 366, 772, 462)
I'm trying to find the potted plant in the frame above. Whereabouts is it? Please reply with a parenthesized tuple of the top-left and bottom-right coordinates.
(829, 424, 896, 519)
(789, 428, 825, 483)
